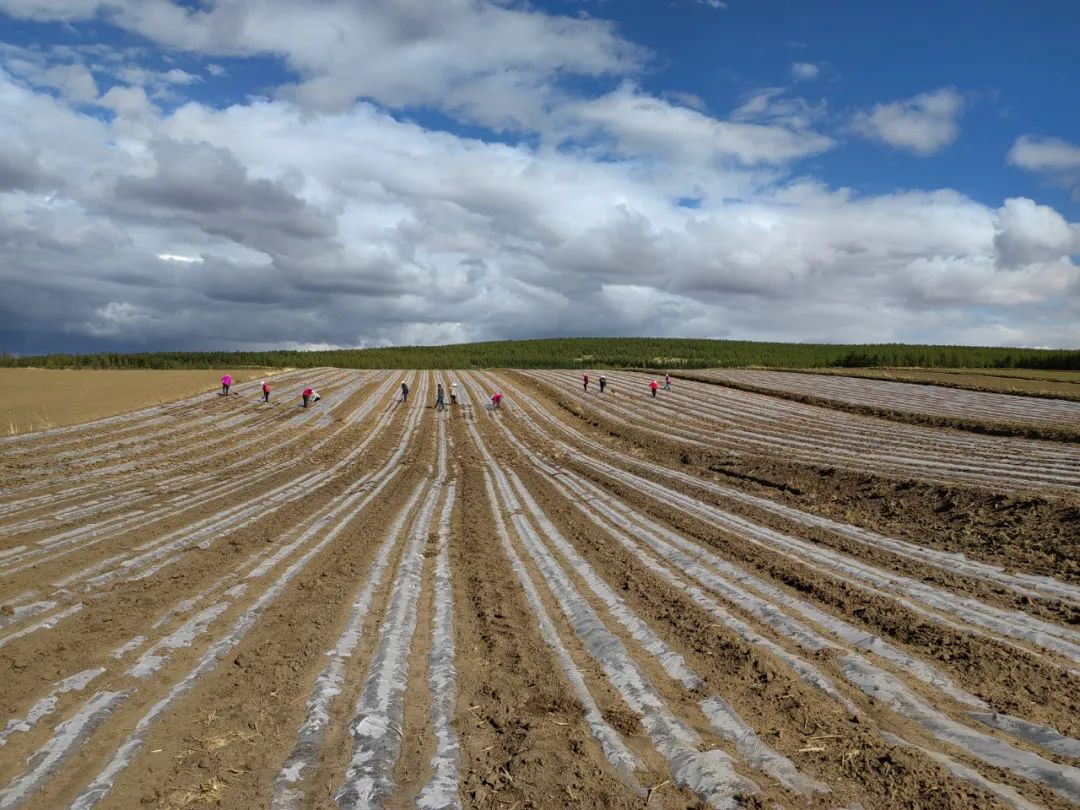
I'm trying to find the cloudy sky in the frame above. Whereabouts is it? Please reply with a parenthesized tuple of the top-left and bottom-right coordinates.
(1, 1, 1078, 354)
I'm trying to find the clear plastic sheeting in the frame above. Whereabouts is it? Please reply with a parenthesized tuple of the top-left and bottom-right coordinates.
(700, 696, 828, 796)
(880, 732, 1042, 810)
(334, 483, 442, 808)
(467, 406, 759, 808)
(0, 690, 128, 810)
(969, 712, 1080, 759)
(0, 668, 103, 749)
(270, 481, 427, 810)
(417, 485, 463, 810)
(482, 472, 646, 794)
(842, 658, 1080, 804)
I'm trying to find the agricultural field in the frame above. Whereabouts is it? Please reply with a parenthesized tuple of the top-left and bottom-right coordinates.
(676, 369, 1080, 441)
(0, 369, 279, 436)
(785, 368, 1080, 401)
(0, 369, 1078, 809)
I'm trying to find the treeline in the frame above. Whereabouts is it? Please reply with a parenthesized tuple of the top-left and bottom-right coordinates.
(3, 338, 1079, 371)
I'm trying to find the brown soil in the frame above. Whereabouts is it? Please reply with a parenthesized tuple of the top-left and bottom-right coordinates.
(512, 371, 1080, 585)
(789, 367, 1080, 401)
(674, 370, 1080, 443)
(1, 369, 1076, 810)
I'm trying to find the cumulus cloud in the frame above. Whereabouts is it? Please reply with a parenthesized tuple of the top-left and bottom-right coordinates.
(0, 0, 643, 126)
(0, 3, 1076, 353)
(852, 86, 964, 155)
(1008, 135, 1080, 199)
(790, 62, 819, 81)
(566, 84, 834, 166)
(994, 197, 1080, 269)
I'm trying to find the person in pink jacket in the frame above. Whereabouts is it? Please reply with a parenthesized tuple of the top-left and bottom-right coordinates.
(582, 372, 589, 392)
(220, 374, 233, 396)
(261, 380, 270, 402)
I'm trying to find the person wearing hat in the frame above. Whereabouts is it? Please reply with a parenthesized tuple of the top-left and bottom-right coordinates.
(449, 381, 458, 406)
(650, 379, 659, 398)
(261, 380, 271, 402)
(599, 373, 607, 393)
(220, 373, 233, 396)
(302, 387, 313, 407)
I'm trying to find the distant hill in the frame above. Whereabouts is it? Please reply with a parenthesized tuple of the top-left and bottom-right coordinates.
(3, 337, 1078, 370)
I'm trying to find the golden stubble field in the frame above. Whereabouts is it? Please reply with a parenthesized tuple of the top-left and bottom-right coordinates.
(0, 368, 285, 434)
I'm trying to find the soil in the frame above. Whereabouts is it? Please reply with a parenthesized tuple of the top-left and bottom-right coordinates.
(1, 368, 1076, 809)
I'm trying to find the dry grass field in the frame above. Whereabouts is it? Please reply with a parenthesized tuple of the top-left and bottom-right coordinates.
(0, 369, 282, 435)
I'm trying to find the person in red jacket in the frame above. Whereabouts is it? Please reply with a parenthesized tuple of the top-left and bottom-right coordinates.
(302, 387, 313, 408)
(261, 380, 270, 403)
(582, 372, 589, 392)
(650, 379, 659, 398)
(491, 392, 504, 409)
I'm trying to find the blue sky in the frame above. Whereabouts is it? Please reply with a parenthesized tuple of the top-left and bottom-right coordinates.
(0, 0, 1077, 353)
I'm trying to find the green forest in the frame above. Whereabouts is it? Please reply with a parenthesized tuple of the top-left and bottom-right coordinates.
(3, 338, 1079, 370)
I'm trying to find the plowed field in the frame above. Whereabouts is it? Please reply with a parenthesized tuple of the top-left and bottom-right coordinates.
(1, 369, 1078, 809)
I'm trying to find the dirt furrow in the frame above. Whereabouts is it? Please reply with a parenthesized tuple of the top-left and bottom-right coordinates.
(471, 372, 1080, 806)
(0, 378, 434, 809)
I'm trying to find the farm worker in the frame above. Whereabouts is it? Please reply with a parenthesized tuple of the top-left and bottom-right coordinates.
(261, 380, 270, 402)
(400, 382, 409, 403)
(599, 374, 607, 393)
(449, 382, 458, 406)
(583, 372, 590, 392)
(665, 373, 672, 391)
(436, 383, 446, 411)
(491, 392, 504, 409)
(650, 380, 659, 398)
(302, 387, 313, 408)
(221, 374, 233, 396)
(311, 390, 321, 403)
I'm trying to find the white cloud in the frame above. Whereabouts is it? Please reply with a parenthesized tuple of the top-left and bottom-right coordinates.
(98, 84, 157, 118)
(731, 87, 826, 131)
(790, 62, 819, 81)
(0, 4, 1076, 353)
(852, 86, 964, 155)
(565, 83, 834, 166)
(0, 0, 644, 126)
(994, 197, 1080, 269)
(1008, 135, 1080, 199)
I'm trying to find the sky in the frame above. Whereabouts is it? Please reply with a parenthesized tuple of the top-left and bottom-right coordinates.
(0, 0, 1078, 354)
